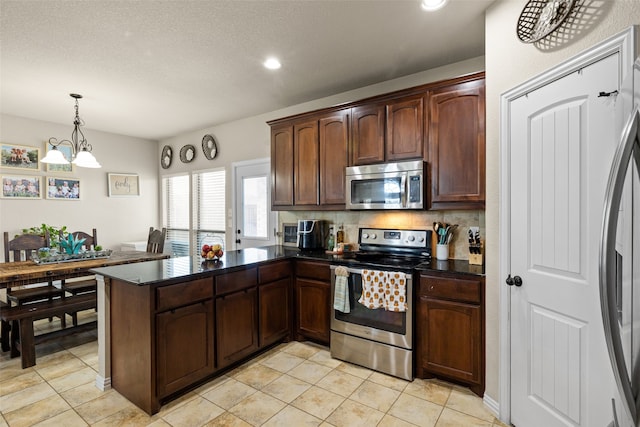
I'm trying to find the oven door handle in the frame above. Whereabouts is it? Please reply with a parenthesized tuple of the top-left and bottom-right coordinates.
(330, 265, 363, 276)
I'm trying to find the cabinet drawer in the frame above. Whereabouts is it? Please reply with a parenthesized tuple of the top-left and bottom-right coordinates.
(259, 260, 291, 284)
(216, 268, 258, 295)
(295, 260, 330, 281)
(419, 276, 482, 304)
(156, 278, 213, 312)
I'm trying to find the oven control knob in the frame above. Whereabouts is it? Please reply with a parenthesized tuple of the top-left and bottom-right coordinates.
(370, 233, 377, 239)
(407, 235, 415, 242)
(362, 233, 369, 239)
(419, 237, 425, 242)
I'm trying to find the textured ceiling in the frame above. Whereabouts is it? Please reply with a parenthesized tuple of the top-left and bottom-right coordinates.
(0, 0, 493, 140)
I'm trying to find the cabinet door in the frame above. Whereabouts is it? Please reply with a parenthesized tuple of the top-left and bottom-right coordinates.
(386, 96, 424, 161)
(294, 120, 319, 206)
(156, 300, 215, 398)
(271, 125, 294, 207)
(418, 296, 482, 386)
(319, 110, 349, 206)
(428, 78, 485, 209)
(259, 278, 291, 347)
(351, 104, 385, 165)
(216, 288, 258, 368)
(295, 278, 330, 344)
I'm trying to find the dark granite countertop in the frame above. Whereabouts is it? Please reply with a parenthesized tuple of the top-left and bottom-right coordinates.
(91, 245, 483, 286)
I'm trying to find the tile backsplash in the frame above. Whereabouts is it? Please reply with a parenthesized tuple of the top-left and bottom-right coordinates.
(278, 210, 485, 261)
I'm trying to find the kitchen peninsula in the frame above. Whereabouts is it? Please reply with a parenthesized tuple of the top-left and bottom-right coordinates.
(91, 246, 484, 415)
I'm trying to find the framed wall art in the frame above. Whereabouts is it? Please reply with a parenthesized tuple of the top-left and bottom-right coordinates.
(1, 175, 42, 199)
(108, 173, 140, 197)
(0, 143, 40, 170)
(46, 177, 80, 200)
(46, 142, 73, 173)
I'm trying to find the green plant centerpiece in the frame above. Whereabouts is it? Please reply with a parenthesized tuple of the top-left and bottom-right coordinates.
(21, 223, 68, 249)
(59, 233, 86, 255)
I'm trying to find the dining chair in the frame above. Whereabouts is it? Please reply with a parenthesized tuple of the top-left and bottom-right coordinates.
(60, 228, 98, 326)
(146, 227, 167, 254)
(2, 231, 66, 331)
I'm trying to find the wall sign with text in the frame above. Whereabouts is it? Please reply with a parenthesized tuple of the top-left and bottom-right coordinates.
(108, 173, 140, 197)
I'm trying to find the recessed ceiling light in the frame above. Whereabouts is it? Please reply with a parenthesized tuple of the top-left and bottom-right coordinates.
(264, 57, 281, 70)
(421, 0, 448, 11)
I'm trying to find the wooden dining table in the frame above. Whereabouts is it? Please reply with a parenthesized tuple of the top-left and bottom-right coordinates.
(0, 250, 171, 368)
(0, 250, 170, 288)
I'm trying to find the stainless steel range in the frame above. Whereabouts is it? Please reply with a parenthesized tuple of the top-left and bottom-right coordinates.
(330, 227, 431, 380)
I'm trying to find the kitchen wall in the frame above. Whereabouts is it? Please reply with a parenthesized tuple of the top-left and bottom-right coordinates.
(0, 114, 159, 256)
(484, 0, 640, 413)
(159, 55, 486, 248)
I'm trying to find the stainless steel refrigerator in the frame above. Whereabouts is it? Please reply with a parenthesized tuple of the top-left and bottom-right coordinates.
(601, 57, 640, 427)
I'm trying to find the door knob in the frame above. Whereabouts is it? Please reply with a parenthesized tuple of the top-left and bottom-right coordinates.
(506, 274, 523, 287)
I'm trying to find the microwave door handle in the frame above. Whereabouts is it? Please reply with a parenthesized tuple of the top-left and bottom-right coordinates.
(401, 174, 407, 207)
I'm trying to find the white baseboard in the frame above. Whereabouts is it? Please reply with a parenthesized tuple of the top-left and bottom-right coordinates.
(95, 375, 112, 391)
(484, 392, 500, 418)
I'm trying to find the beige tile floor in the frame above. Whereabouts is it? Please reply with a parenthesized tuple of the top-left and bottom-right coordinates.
(0, 311, 510, 427)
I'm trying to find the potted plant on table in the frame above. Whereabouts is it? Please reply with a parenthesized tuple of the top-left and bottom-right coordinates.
(21, 223, 68, 258)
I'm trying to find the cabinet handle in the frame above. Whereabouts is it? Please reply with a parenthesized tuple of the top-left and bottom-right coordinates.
(429, 285, 434, 291)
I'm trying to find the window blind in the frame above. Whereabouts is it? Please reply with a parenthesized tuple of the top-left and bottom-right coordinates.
(194, 169, 226, 253)
(163, 169, 226, 257)
(163, 174, 190, 256)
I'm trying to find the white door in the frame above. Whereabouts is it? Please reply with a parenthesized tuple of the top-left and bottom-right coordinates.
(509, 53, 619, 426)
(233, 159, 277, 249)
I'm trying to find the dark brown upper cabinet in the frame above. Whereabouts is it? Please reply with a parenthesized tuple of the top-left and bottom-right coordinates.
(270, 125, 294, 207)
(269, 110, 349, 210)
(386, 95, 424, 162)
(351, 104, 385, 165)
(427, 77, 485, 210)
(268, 72, 485, 211)
(293, 120, 320, 206)
(351, 96, 424, 166)
(319, 110, 349, 206)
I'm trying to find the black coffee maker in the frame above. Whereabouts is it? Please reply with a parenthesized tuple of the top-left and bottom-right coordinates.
(297, 220, 327, 250)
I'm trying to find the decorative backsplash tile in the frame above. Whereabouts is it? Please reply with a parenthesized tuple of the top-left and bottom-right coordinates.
(279, 210, 485, 261)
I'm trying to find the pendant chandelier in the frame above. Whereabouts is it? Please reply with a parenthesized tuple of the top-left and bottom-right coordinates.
(41, 93, 101, 168)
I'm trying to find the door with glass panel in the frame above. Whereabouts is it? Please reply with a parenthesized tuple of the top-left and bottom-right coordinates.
(234, 159, 277, 249)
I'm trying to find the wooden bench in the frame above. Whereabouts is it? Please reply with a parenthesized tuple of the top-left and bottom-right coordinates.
(0, 293, 97, 368)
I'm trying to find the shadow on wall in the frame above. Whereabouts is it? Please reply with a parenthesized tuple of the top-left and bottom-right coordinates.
(526, 0, 614, 52)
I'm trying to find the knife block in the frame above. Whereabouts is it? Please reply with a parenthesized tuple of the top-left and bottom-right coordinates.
(468, 241, 484, 265)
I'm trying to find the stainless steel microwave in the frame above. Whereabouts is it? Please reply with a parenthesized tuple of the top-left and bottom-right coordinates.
(345, 160, 425, 210)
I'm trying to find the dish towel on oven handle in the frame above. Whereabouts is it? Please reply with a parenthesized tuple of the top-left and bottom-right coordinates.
(385, 271, 408, 312)
(333, 266, 350, 313)
(358, 269, 386, 309)
(358, 270, 407, 312)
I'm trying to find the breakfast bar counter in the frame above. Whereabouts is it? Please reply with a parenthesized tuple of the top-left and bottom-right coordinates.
(90, 245, 485, 414)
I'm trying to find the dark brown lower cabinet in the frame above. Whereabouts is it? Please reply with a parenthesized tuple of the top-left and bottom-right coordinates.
(259, 278, 291, 347)
(294, 260, 331, 344)
(417, 273, 485, 396)
(216, 288, 259, 368)
(295, 278, 330, 344)
(156, 300, 215, 398)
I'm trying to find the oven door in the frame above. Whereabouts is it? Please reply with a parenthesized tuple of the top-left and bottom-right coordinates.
(330, 265, 412, 349)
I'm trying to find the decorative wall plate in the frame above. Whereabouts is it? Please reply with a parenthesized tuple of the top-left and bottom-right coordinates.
(202, 134, 218, 160)
(179, 144, 196, 163)
(516, 0, 576, 43)
(161, 145, 172, 169)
